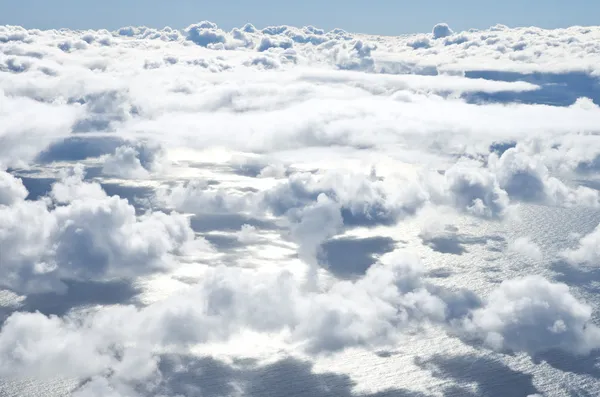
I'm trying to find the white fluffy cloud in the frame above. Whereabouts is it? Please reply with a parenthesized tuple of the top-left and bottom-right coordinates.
(562, 223, 600, 265)
(0, 249, 445, 385)
(102, 141, 167, 179)
(185, 21, 228, 48)
(0, 169, 28, 205)
(489, 145, 599, 208)
(461, 276, 600, 355)
(3, 246, 598, 394)
(508, 237, 543, 261)
(235, 224, 260, 243)
(432, 161, 511, 218)
(432, 23, 454, 39)
(260, 170, 428, 225)
(288, 193, 343, 272)
(102, 145, 150, 178)
(0, 168, 208, 294)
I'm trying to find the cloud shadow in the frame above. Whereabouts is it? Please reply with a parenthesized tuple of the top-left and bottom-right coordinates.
(0, 279, 141, 326)
(35, 135, 126, 163)
(420, 228, 505, 256)
(551, 260, 600, 295)
(416, 354, 540, 397)
(100, 182, 157, 215)
(534, 349, 600, 380)
(152, 355, 429, 397)
(202, 234, 245, 251)
(319, 236, 396, 279)
(6, 171, 157, 215)
(190, 213, 280, 233)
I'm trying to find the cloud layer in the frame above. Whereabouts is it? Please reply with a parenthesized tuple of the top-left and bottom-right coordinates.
(2, 19, 600, 397)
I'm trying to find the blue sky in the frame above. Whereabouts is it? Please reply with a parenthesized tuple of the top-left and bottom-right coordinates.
(0, 0, 597, 35)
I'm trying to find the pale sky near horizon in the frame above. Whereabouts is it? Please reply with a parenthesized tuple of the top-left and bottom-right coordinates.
(0, 0, 597, 35)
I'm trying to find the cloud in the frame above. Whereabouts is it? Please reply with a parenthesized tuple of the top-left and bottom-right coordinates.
(102, 145, 150, 178)
(157, 179, 254, 216)
(262, 169, 429, 227)
(461, 276, 600, 355)
(0, 90, 82, 168)
(102, 141, 167, 178)
(0, 249, 446, 387)
(0, 170, 28, 205)
(0, 168, 208, 294)
(444, 33, 469, 46)
(334, 40, 376, 71)
(241, 23, 257, 33)
(0, 311, 120, 379)
(256, 36, 293, 52)
(185, 21, 227, 47)
(432, 23, 454, 39)
(115, 26, 182, 42)
(407, 36, 431, 49)
(562, 223, 600, 265)
(419, 223, 468, 255)
(3, 19, 600, 395)
(0, 25, 31, 43)
(288, 193, 343, 274)
(508, 237, 543, 261)
(431, 161, 511, 218)
(235, 224, 260, 243)
(489, 145, 599, 207)
(1, 247, 598, 392)
(160, 167, 429, 271)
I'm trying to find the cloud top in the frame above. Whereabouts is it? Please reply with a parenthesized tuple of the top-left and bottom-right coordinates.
(2, 18, 600, 397)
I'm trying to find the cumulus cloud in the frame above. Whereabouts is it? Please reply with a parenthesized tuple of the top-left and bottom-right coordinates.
(432, 23, 454, 39)
(102, 145, 150, 178)
(185, 21, 227, 47)
(407, 35, 431, 49)
(115, 25, 182, 42)
(562, 223, 600, 265)
(3, 246, 596, 394)
(0, 169, 28, 205)
(0, 168, 207, 294)
(461, 276, 600, 355)
(102, 141, 167, 178)
(241, 23, 257, 33)
(429, 161, 511, 219)
(261, 170, 428, 227)
(489, 146, 599, 208)
(257, 36, 293, 52)
(288, 193, 343, 276)
(508, 237, 543, 261)
(164, 166, 428, 233)
(235, 224, 260, 243)
(0, 249, 446, 385)
(332, 40, 376, 71)
(159, 168, 430, 273)
(157, 179, 253, 215)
